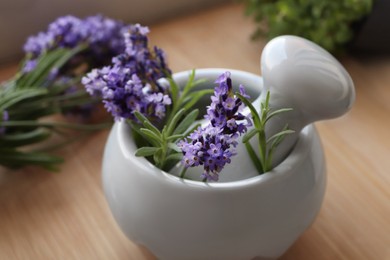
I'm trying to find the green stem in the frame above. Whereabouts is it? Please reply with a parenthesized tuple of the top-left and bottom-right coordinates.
(244, 141, 263, 174)
(258, 128, 267, 173)
(158, 141, 168, 169)
(179, 167, 188, 179)
(265, 149, 273, 173)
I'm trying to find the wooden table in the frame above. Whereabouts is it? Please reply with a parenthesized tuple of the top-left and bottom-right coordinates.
(1, 3, 389, 260)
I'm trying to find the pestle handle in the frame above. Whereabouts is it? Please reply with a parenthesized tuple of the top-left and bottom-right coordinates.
(260, 35, 355, 167)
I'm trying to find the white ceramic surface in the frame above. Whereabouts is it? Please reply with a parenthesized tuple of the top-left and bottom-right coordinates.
(259, 35, 355, 168)
(102, 70, 327, 260)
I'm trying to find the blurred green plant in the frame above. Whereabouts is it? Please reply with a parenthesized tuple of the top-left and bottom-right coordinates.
(0, 15, 130, 171)
(244, 0, 373, 53)
(0, 47, 110, 171)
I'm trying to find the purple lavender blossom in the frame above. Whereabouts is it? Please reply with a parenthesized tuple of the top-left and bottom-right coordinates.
(0, 110, 9, 135)
(22, 60, 38, 73)
(47, 15, 84, 48)
(206, 71, 252, 135)
(179, 72, 252, 181)
(23, 32, 53, 58)
(82, 24, 171, 122)
(21, 15, 133, 120)
(23, 15, 129, 72)
(178, 125, 237, 181)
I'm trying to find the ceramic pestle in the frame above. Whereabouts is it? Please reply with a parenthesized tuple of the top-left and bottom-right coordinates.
(258, 35, 355, 169)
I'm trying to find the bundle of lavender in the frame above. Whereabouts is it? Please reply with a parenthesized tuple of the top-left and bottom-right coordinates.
(0, 15, 131, 170)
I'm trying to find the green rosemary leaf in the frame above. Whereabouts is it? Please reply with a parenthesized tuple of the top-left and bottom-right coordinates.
(4, 88, 83, 112)
(133, 111, 150, 126)
(236, 93, 261, 129)
(0, 149, 63, 171)
(129, 121, 152, 148)
(0, 88, 47, 111)
(191, 78, 207, 88)
(242, 128, 259, 143)
(7, 107, 60, 121)
(266, 128, 295, 145)
(19, 45, 86, 88)
(135, 146, 161, 157)
(0, 128, 51, 147)
(50, 44, 86, 73)
(1, 120, 111, 131)
(47, 82, 75, 95)
(167, 142, 181, 152)
(17, 49, 68, 88)
(167, 75, 179, 107)
(143, 120, 162, 138)
(139, 128, 162, 145)
(166, 134, 185, 142)
(173, 109, 199, 135)
(153, 148, 163, 166)
(133, 111, 161, 137)
(260, 91, 272, 122)
(182, 89, 213, 111)
(166, 108, 186, 136)
(265, 91, 271, 108)
(182, 69, 196, 96)
(244, 142, 263, 174)
(266, 108, 293, 123)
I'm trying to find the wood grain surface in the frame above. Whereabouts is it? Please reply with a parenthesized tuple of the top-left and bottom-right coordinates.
(1, 3, 389, 260)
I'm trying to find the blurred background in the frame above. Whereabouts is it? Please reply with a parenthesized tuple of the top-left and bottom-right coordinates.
(0, 0, 227, 63)
(1, 0, 389, 64)
(243, 0, 390, 56)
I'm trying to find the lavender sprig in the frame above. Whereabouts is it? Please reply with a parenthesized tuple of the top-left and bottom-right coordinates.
(206, 72, 252, 136)
(82, 24, 171, 122)
(23, 15, 128, 71)
(0, 15, 130, 170)
(82, 25, 213, 171)
(20, 15, 129, 117)
(179, 72, 251, 181)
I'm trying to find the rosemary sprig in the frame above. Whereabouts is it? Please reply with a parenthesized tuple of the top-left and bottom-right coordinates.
(237, 91, 294, 174)
(0, 46, 110, 171)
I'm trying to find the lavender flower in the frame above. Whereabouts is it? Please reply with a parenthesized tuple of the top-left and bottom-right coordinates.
(23, 15, 129, 72)
(20, 15, 134, 121)
(0, 110, 9, 135)
(22, 60, 38, 73)
(206, 71, 252, 136)
(82, 24, 172, 122)
(180, 72, 252, 181)
(112, 24, 170, 83)
(178, 125, 237, 181)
